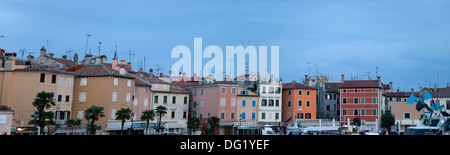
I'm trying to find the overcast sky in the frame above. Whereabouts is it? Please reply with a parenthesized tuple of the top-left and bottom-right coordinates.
(1, 0, 449, 91)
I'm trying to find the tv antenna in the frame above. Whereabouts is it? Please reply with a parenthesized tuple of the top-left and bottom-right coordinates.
(97, 41, 102, 56)
(127, 50, 135, 68)
(84, 33, 91, 55)
(155, 64, 163, 75)
(19, 49, 34, 60)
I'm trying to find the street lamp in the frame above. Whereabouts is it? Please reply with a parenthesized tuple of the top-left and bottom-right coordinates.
(33, 111, 39, 135)
(130, 112, 135, 135)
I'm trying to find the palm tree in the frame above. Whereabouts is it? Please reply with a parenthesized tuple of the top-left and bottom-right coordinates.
(84, 106, 105, 135)
(155, 105, 167, 133)
(115, 108, 131, 135)
(31, 91, 56, 135)
(66, 119, 82, 135)
(140, 110, 155, 135)
(208, 116, 220, 135)
(187, 116, 200, 135)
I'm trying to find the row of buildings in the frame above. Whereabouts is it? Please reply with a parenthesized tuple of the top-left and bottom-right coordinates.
(1, 46, 449, 135)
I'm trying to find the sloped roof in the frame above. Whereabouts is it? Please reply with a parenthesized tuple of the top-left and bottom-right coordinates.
(65, 63, 134, 79)
(282, 82, 316, 90)
(431, 87, 450, 98)
(13, 62, 75, 75)
(324, 82, 342, 93)
(340, 80, 380, 88)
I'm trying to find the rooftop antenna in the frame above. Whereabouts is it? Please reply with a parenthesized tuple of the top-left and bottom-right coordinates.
(127, 50, 135, 69)
(18, 49, 26, 60)
(376, 66, 379, 77)
(143, 56, 146, 71)
(65, 48, 73, 59)
(306, 62, 312, 77)
(97, 41, 102, 56)
(155, 64, 163, 75)
(46, 40, 50, 53)
(366, 71, 371, 80)
(114, 45, 118, 59)
(437, 71, 440, 88)
(84, 33, 91, 55)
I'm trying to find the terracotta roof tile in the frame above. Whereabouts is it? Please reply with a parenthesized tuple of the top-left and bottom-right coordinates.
(282, 82, 316, 90)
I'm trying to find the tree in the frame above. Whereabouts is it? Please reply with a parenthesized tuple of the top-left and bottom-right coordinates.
(208, 116, 220, 135)
(31, 91, 56, 135)
(353, 117, 361, 127)
(85, 106, 105, 135)
(66, 118, 82, 135)
(140, 110, 155, 135)
(381, 111, 395, 132)
(187, 116, 200, 135)
(155, 105, 167, 133)
(115, 108, 131, 135)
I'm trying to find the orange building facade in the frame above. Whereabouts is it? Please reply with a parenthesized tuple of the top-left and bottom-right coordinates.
(282, 81, 317, 122)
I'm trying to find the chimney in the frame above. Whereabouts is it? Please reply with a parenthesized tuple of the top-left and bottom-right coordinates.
(40, 46, 46, 57)
(447, 83, 449, 88)
(73, 53, 78, 63)
(27, 55, 35, 62)
(84, 54, 93, 65)
(120, 60, 126, 65)
(160, 73, 163, 77)
(100, 55, 107, 63)
(4, 53, 17, 70)
(292, 80, 296, 83)
(149, 69, 154, 76)
(397, 87, 400, 92)
(112, 58, 119, 71)
(411, 88, 414, 93)
(62, 55, 67, 59)
(139, 67, 143, 72)
(434, 84, 437, 91)
(341, 74, 344, 83)
(48, 53, 54, 58)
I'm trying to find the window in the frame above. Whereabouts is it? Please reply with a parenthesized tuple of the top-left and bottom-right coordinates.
(305, 113, 311, 119)
(354, 109, 358, 115)
(372, 98, 377, 104)
(57, 95, 62, 102)
(184, 97, 187, 104)
(275, 87, 281, 94)
(326, 105, 330, 111)
(298, 90, 302, 96)
(361, 98, 365, 104)
(241, 112, 246, 119)
(171, 111, 175, 119)
(355, 89, 358, 93)
(262, 99, 267, 106)
(275, 100, 279, 106)
(269, 99, 274, 106)
(343, 89, 346, 93)
(126, 93, 131, 104)
(231, 98, 236, 107)
(231, 87, 236, 94)
(79, 93, 86, 102)
(342, 110, 347, 115)
(220, 112, 225, 119)
(261, 113, 266, 119)
(51, 75, 56, 84)
(221, 87, 226, 94)
(65, 95, 70, 102)
(133, 98, 138, 107)
(200, 89, 204, 95)
(298, 100, 302, 107)
(59, 78, 64, 85)
(194, 89, 197, 95)
(163, 96, 167, 103)
(297, 113, 303, 119)
(361, 89, 365, 92)
(127, 80, 131, 87)
(269, 87, 274, 93)
(343, 98, 347, 104)
(144, 99, 148, 107)
(112, 92, 117, 102)
(154, 95, 159, 103)
(252, 100, 256, 107)
(326, 94, 331, 100)
(354, 98, 359, 104)
(288, 91, 291, 96)
(242, 100, 246, 107)
(66, 78, 71, 86)
(77, 111, 84, 120)
(447, 100, 450, 110)
(172, 96, 176, 104)
(40, 73, 45, 83)
(111, 109, 116, 119)
(288, 101, 291, 107)
(183, 111, 187, 119)
(372, 89, 376, 92)
(200, 99, 204, 107)
(80, 78, 87, 86)
(306, 101, 310, 107)
(361, 109, 365, 116)
(262, 86, 266, 93)
(145, 87, 149, 93)
(252, 112, 256, 120)
(372, 109, 377, 115)
(307, 91, 310, 96)
(114, 78, 118, 86)
(275, 113, 279, 120)
(135, 86, 138, 92)
(220, 98, 226, 107)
